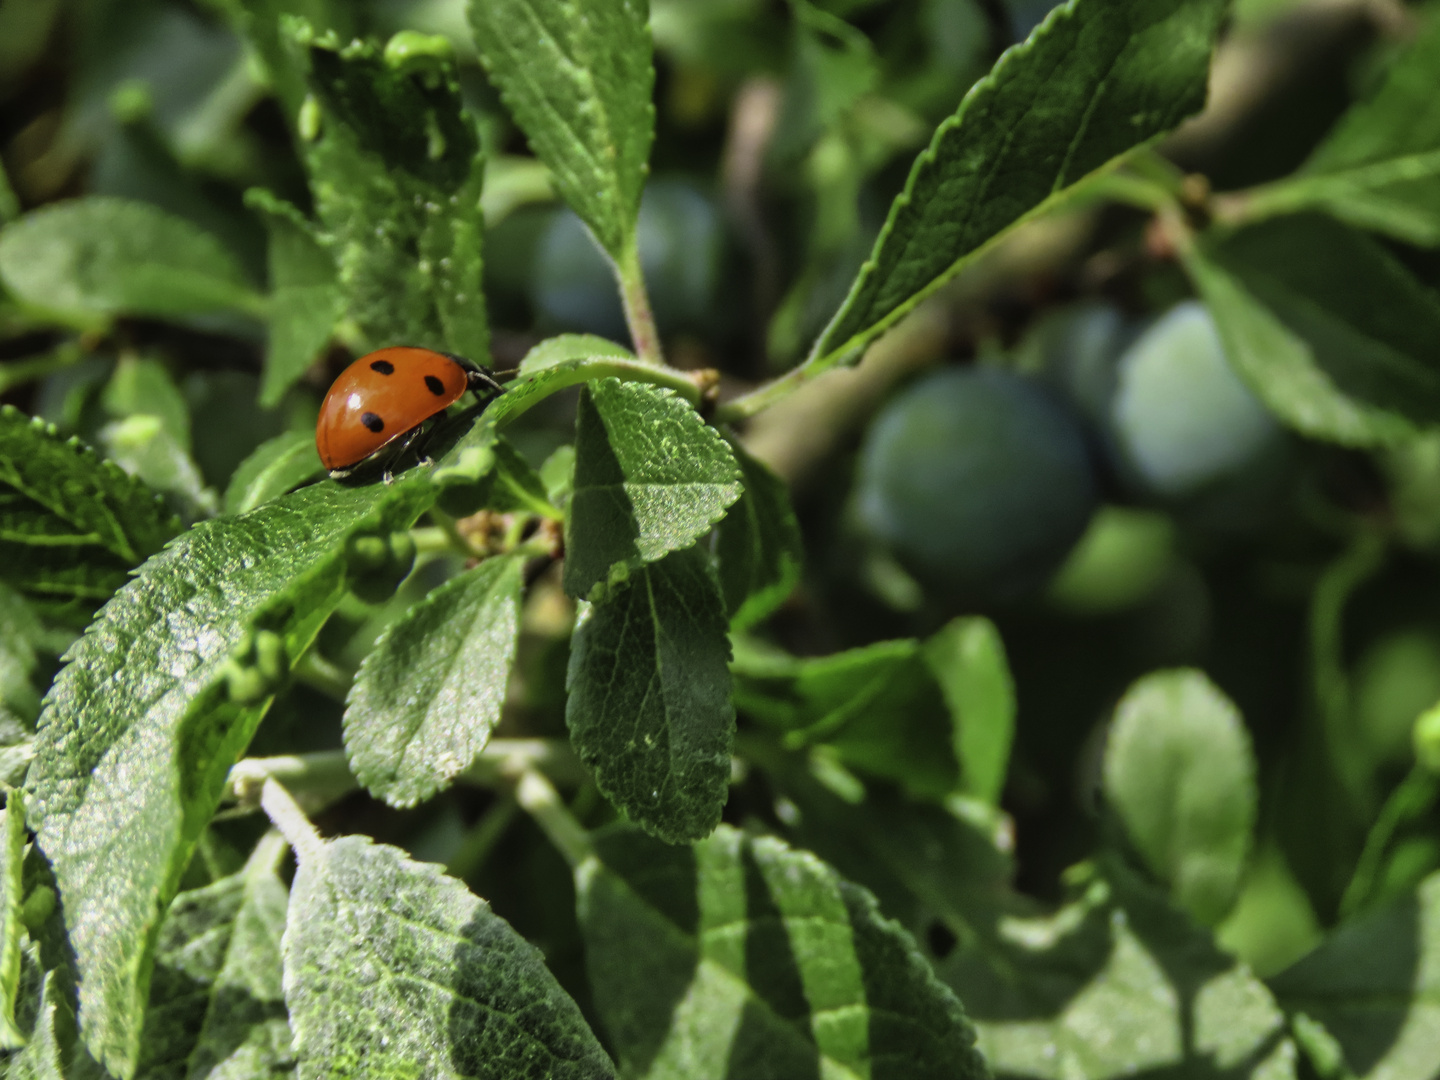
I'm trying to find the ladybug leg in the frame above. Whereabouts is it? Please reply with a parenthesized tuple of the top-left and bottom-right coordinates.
(465, 368, 506, 400)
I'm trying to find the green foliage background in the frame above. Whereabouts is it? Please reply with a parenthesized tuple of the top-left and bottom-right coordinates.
(0, 0, 1439, 1077)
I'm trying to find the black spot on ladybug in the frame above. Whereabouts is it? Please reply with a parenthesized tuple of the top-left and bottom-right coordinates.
(369, 359, 395, 375)
(360, 412, 385, 433)
(424, 375, 446, 396)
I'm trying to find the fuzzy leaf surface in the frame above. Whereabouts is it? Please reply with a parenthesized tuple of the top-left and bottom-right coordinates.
(714, 439, 803, 631)
(345, 555, 524, 808)
(1269, 871, 1440, 1080)
(564, 378, 739, 600)
(576, 823, 988, 1080)
(296, 25, 488, 357)
(248, 190, 342, 408)
(284, 833, 614, 1079)
(1103, 669, 1257, 926)
(25, 476, 433, 1077)
(809, 0, 1226, 367)
(566, 545, 733, 844)
(222, 430, 325, 516)
(137, 834, 292, 1080)
(1188, 213, 1440, 447)
(1249, 7, 1440, 245)
(0, 198, 260, 328)
(469, 0, 654, 259)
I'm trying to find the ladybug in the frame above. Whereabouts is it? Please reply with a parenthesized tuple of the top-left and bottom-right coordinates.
(316, 346, 503, 480)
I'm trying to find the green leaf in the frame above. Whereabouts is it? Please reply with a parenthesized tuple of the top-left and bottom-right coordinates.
(101, 357, 191, 453)
(0, 197, 262, 328)
(487, 438, 560, 519)
(0, 406, 179, 565)
(284, 832, 615, 1078)
(469, 0, 655, 260)
(223, 430, 325, 516)
(137, 833, 292, 1080)
(566, 544, 734, 844)
(0, 581, 43, 725)
(294, 25, 488, 358)
(247, 190, 342, 409)
(0, 157, 18, 224)
(97, 417, 217, 524)
(1269, 870, 1440, 1080)
(0, 545, 131, 629)
(518, 334, 635, 377)
(6, 968, 85, 1080)
(0, 792, 26, 1049)
(1186, 213, 1440, 447)
(732, 638, 962, 798)
(345, 555, 524, 808)
(939, 859, 1296, 1079)
(1243, 7, 1440, 246)
(713, 440, 803, 631)
(563, 378, 740, 600)
(806, 0, 1226, 370)
(924, 617, 1015, 806)
(1103, 669, 1257, 926)
(25, 476, 434, 1077)
(576, 822, 988, 1080)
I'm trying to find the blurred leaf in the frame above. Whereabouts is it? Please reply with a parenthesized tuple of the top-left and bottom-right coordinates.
(0, 198, 262, 329)
(98, 416, 217, 524)
(714, 439, 803, 631)
(247, 190, 342, 409)
(100, 357, 191, 452)
(567, 544, 733, 844)
(563, 378, 740, 600)
(345, 555, 523, 808)
(0, 582, 42, 724)
(223, 430, 324, 516)
(1244, 7, 1440, 246)
(1103, 669, 1257, 926)
(487, 437, 558, 518)
(285, 833, 614, 1078)
(732, 637, 962, 798)
(294, 24, 488, 358)
(807, 0, 1227, 370)
(940, 860, 1296, 1079)
(1048, 506, 1177, 615)
(541, 444, 576, 507)
(136, 833, 292, 1080)
(0, 793, 25, 1049)
(469, 0, 654, 261)
(518, 333, 634, 377)
(1187, 214, 1440, 447)
(0, 544, 131, 628)
(576, 822, 988, 1080)
(0, 404, 179, 565)
(0, 156, 17, 224)
(924, 616, 1015, 805)
(1270, 871, 1440, 1080)
(770, 0, 879, 162)
(25, 476, 434, 1077)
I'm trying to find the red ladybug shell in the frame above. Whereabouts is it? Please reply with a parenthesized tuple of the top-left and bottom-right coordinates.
(316, 347, 470, 473)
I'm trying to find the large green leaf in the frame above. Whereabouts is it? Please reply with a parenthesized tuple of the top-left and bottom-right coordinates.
(575, 822, 988, 1080)
(0, 793, 25, 1048)
(345, 555, 524, 808)
(293, 24, 488, 358)
(247, 190, 342, 409)
(563, 378, 740, 600)
(713, 439, 803, 631)
(940, 859, 1296, 1080)
(806, 0, 1226, 370)
(0, 198, 262, 329)
(1187, 213, 1440, 447)
(25, 476, 433, 1077)
(1103, 669, 1257, 926)
(1269, 871, 1440, 1080)
(469, 0, 654, 261)
(1241, 7, 1440, 246)
(136, 833, 292, 1080)
(284, 832, 614, 1079)
(566, 544, 733, 844)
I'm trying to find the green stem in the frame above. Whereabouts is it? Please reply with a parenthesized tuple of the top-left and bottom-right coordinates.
(1123, 145, 1188, 197)
(1340, 766, 1439, 918)
(410, 525, 460, 556)
(514, 769, 593, 868)
(292, 650, 353, 702)
(0, 343, 85, 395)
(616, 237, 664, 367)
(445, 793, 519, 880)
(259, 779, 324, 862)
